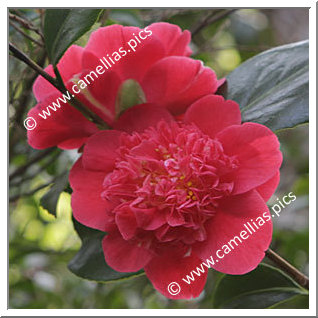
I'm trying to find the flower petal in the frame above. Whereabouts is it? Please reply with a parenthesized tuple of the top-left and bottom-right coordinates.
(148, 22, 192, 56)
(114, 103, 174, 133)
(33, 45, 84, 102)
(217, 123, 283, 194)
(144, 250, 207, 299)
(69, 158, 114, 231)
(256, 171, 280, 202)
(142, 56, 218, 115)
(84, 24, 165, 82)
(184, 95, 241, 138)
(82, 130, 123, 172)
(194, 190, 272, 275)
(115, 205, 138, 240)
(67, 67, 122, 125)
(131, 206, 166, 230)
(102, 231, 152, 272)
(27, 93, 98, 150)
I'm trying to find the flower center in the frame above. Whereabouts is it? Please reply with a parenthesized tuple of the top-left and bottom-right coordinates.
(102, 121, 238, 245)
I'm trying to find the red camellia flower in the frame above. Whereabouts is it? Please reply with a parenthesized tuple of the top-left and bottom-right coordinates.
(27, 22, 219, 150)
(69, 95, 282, 299)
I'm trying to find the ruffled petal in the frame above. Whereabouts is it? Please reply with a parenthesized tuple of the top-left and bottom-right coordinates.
(115, 205, 138, 240)
(114, 103, 174, 133)
(66, 66, 122, 125)
(184, 95, 241, 138)
(256, 171, 280, 202)
(27, 93, 98, 150)
(84, 24, 165, 82)
(148, 22, 192, 56)
(102, 231, 153, 272)
(142, 56, 218, 115)
(69, 158, 114, 231)
(82, 130, 123, 172)
(131, 206, 166, 230)
(33, 45, 84, 101)
(216, 123, 283, 194)
(144, 250, 207, 299)
(194, 190, 272, 275)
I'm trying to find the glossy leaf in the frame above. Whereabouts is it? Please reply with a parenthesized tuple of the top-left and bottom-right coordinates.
(213, 263, 307, 309)
(44, 9, 103, 65)
(227, 40, 309, 131)
(40, 172, 69, 216)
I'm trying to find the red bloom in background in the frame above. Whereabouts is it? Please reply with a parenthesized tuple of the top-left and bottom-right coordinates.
(69, 95, 282, 299)
(27, 22, 218, 149)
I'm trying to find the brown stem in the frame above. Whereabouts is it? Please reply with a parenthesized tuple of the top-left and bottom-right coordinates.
(9, 21, 43, 46)
(9, 43, 109, 129)
(266, 248, 309, 290)
(9, 12, 44, 41)
(191, 9, 238, 37)
(9, 42, 58, 88)
(9, 181, 53, 202)
(9, 148, 56, 181)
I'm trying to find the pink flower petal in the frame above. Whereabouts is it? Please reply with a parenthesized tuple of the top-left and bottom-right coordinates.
(102, 231, 153, 272)
(115, 205, 138, 240)
(194, 190, 272, 274)
(184, 95, 241, 138)
(148, 22, 192, 56)
(142, 56, 218, 115)
(69, 158, 114, 231)
(66, 67, 122, 125)
(27, 93, 98, 150)
(33, 45, 84, 102)
(84, 24, 165, 82)
(114, 103, 174, 133)
(216, 123, 283, 194)
(145, 250, 207, 299)
(256, 171, 280, 202)
(82, 130, 123, 172)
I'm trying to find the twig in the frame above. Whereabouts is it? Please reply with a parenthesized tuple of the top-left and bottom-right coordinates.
(9, 148, 56, 181)
(9, 20, 43, 46)
(191, 9, 238, 37)
(10, 151, 61, 186)
(266, 248, 309, 290)
(9, 182, 51, 202)
(9, 12, 44, 41)
(12, 50, 47, 126)
(9, 50, 47, 159)
(208, 44, 273, 52)
(9, 42, 58, 88)
(9, 43, 108, 128)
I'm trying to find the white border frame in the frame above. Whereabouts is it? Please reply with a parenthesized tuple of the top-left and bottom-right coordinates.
(3, 1, 316, 316)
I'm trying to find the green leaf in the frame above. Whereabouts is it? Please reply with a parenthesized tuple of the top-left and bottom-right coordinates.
(109, 9, 143, 27)
(115, 79, 146, 118)
(68, 218, 143, 282)
(40, 172, 69, 217)
(269, 294, 309, 309)
(227, 40, 309, 131)
(213, 263, 307, 309)
(44, 9, 103, 65)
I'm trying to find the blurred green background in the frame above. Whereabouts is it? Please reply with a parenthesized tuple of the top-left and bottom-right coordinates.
(9, 8, 309, 309)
